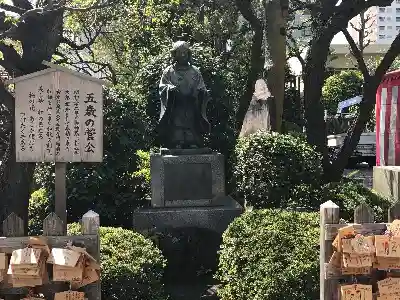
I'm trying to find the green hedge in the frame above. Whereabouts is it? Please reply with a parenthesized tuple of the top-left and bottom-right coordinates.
(216, 209, 319, 300)
(322, 180, 392, 222)
(28, 188, 51, 236)
(68, 224, 166, 300)
(233, 131, 323, 209)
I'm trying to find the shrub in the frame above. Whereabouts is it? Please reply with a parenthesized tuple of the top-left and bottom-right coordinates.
(216, 209, 319, 300)
(322, 180, 392, 222)
(28, 188, 51, 236)
(68, 224, 166, 300)
(234, 131, 323, 209)
(132, 150, 151, 200)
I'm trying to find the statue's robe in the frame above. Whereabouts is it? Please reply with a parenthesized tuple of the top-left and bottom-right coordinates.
(157, 64, 210, 148)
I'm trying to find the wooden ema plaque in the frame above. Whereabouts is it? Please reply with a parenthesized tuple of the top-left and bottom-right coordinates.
(342, 235, 375, 255)
(48, 248, 84, 282)
(376, 236, 400, 257)
(8, 247, 48, 287)
(54, 291, 85, 300)
(378, 278, 400, 296)
(340, 284, 372, 300)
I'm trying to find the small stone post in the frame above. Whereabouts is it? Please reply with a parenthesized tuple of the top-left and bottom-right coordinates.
(320, 201, 340, 300)
(82, 210, 101, 300)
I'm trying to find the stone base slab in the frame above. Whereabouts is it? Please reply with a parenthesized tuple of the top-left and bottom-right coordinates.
(373, 166, 400, 201)
(132, 196, 243, 234)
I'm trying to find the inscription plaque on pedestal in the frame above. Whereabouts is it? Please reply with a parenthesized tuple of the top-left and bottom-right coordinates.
(150, 153, 225, 207)
(164, 163, 212, 201)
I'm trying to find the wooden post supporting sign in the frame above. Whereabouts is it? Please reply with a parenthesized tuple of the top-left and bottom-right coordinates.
(5, 60, 106, 233)
(55, 162, 67, 234)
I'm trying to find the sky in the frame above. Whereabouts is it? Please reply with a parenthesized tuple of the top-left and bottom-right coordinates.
(332, 32, 347, 44)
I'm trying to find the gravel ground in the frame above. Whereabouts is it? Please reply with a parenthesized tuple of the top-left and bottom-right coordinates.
(344, 163, 373, 189)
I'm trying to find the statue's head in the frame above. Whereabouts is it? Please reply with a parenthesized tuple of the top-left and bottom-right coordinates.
(171, 41, 191, 65)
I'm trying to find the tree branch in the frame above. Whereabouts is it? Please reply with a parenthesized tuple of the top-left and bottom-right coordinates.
(11, 0, 33, 11)
(61, 29, 101, 50)
(342, 28, 369, 78)
(0, 43, 23, 77)
(0, 82, 15, 114)
(333, 20, 400, 178)
(0, 0, 116, 40)
(375, 32, 400, 79)
(287, 34, 306, 68)
(234, 0, 264, 133)
(0, 3, 26, 14)
(234, 0, 262, 31)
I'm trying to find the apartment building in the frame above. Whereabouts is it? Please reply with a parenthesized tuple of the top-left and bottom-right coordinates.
(375, 0, 400, 44)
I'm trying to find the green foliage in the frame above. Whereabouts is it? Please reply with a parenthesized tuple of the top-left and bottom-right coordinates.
(216, 209, 319, 300)
(132, 150, 151, 199)
(68, 224, 167, 300)
(64, 0, 240, 85)
(322, 70, 363, 115)
(28, 188, 51, 236)
(322, 180, 392, 222)
(34, 86, 152, 227)
(133, 150, 151, 183)
(366, 56, 400, 73)
(234, 131, 323, 209)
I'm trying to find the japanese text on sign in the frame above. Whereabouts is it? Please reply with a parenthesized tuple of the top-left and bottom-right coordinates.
(14, 71, 103, 162)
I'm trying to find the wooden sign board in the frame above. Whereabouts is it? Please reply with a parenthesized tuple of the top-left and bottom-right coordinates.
(8, 62, 105, 162)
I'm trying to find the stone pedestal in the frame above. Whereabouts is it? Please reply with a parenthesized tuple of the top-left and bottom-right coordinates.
(132, 195, 242, 234)
(150, 153, 225, 207)
(373, 166, 400, 201)
(133, 150, 243, 234)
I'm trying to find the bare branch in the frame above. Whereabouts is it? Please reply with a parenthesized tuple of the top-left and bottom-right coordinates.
(349, 22, 361, 33)
(62, 29, 101, 50)
(342, 28, 369, 78)
(335, 0, 392, 23)
(287, 34, 306, 68)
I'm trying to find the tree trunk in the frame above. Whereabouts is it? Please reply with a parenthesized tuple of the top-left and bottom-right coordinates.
(326, 82, 379, 181)
(0, 11, 64, 234)
(234, 1, 264, 134)
(0, 140, 35, 233)
(264, 0, 287, 132)
(303, 32, 335, 175)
